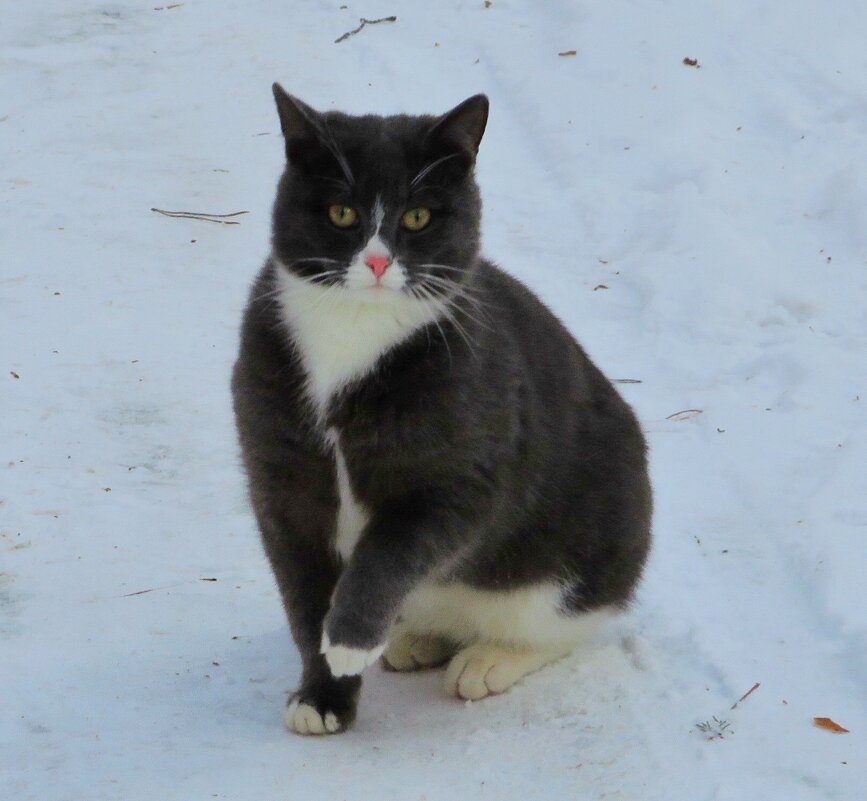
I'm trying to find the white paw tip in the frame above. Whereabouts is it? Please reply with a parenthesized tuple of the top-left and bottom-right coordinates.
(321, 632, 386, 677)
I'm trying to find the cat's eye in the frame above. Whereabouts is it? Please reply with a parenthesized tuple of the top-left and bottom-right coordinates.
(328, 204, 359, 228)
(401, 207, 432, 231)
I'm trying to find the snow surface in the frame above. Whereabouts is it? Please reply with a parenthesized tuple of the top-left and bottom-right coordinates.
(2, 1, 865, 799)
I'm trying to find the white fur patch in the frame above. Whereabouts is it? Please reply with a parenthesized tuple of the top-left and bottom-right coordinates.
(320, 631, 386, 677)
(275, 257, 441, 417)
(372, 196, 385, 228)
(396, 581, 615, 650)
(328, 428, 369, 561)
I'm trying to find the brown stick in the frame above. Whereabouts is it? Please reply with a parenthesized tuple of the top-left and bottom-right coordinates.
(335, 16, 397, 44)
(151, 207, 249, 225)
(731, 681, 761, 710)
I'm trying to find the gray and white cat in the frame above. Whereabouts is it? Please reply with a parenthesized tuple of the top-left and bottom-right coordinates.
(231, 85, 652, 735)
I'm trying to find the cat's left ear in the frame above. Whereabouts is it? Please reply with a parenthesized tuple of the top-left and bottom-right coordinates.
(272, 83, 320, 141)
(428, 94, 489, 161)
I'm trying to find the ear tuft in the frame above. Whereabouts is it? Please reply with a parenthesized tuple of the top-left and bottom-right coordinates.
(428, 94, 489, 159)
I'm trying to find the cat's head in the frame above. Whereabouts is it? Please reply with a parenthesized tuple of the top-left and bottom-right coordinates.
(270, 84, 488, 304)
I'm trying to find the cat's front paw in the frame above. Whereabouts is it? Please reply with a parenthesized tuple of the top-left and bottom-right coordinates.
(284, 677, 360, 736)
(320, 631, 386, 677)
(284, 698, 344, 735)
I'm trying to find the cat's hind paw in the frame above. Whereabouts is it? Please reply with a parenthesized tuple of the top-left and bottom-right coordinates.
(321, 631, 386, 677)
(382, 631, 455, 671)
(444, 642, 570, 701)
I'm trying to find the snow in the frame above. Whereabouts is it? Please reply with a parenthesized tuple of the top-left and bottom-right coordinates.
(2, 1, 865, 799)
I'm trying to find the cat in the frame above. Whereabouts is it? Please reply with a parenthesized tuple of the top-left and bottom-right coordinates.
(231, 84, 652, 735)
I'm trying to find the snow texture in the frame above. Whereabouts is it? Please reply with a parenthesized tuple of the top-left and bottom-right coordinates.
(2, 1, 865, 799)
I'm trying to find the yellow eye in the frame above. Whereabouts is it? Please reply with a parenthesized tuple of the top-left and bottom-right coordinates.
(328, 205, 358, 228)
(401, 207, 431, 231)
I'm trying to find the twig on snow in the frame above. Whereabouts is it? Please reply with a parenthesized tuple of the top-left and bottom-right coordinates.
(151, 208, 249, 225)
(122, 584, 176, 597)
(730, 681, 761, 710)
(335, 16, 397, 44)
(666, 408, 703, 421)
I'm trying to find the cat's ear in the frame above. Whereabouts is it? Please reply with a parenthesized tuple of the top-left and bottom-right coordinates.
(427, 94, 489, 160)
(272, 83, 320, 141)
(272, 83, 333, 170)
(272, 84, 354, 183)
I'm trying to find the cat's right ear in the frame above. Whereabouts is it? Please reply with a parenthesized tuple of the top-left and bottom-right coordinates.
(272, 83, 323, 163)
(427, 94, 490, 161)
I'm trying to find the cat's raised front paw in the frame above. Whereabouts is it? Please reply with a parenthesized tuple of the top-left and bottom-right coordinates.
(320, 631, 386, 677)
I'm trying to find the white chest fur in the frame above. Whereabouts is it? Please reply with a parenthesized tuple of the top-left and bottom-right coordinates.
(274, 260, 441, 418)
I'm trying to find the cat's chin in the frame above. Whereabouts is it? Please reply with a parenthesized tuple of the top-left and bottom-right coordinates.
(344, 285, 413, 306)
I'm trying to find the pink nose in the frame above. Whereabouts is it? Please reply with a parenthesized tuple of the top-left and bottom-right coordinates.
(365, 254, 391, 279)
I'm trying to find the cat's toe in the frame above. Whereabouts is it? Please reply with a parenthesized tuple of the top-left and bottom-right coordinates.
(445, 646, 498, 700)
(284, 699, 346, 735)
(383, 632, 455, 671)
(321, 631, 386, 677)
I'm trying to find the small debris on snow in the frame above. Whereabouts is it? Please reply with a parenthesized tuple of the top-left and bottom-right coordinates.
(814, 717, 849, 733)
(696, 717, 732, 740)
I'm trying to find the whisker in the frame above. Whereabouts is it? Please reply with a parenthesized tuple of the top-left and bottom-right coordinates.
(414, 274, 495, 331)
(424, 279, 487, 338)
(289, 257, 345, 267)
(416, 273, 485, 308)
(414, 282, 479, 361)
(319, 128, 355, 187)
(253, 285, 286, 304)
(410, 285, 453, 368)
(315, 175, 352, 193)
(307, 270, 346, 286)
(410, 153, 463, 188)
(410, 262, 471, 275)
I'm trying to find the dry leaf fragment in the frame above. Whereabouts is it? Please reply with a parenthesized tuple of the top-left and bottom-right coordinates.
(683, 57, 700, 68)
(593, 284, 609, 291)
(559, 50, 577, 57)
(814, 717, 849, 733)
